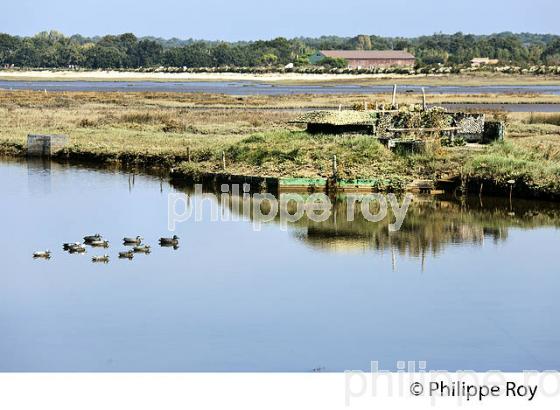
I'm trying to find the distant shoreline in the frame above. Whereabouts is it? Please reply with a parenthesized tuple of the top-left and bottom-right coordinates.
(1, 70, 560, 86)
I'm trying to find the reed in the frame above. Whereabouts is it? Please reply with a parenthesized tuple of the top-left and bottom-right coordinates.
(526, 113, 560, 126)
(0, 90, 559, 196)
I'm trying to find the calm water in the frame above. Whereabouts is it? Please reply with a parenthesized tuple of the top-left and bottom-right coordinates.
(1, 159, 560, 372)
(437, 103, 560, 112)
(2, 80, 560, 97)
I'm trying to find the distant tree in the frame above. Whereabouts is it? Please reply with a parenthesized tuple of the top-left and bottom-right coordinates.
(135, 39, 163, 67)
(294, 53, 312, 66)
(369, 35, 393, 50)
(259, 53, 278, 66)
(0, 34, 21, 65)
(14, 39, 40, 67)
(393, 39, 411, 51)
(354, 35, 372, 50)
(84, 45, 127, 68)
(419, 50, 448, 65)
(2, 31, 560, 69)
(542, 39, 560, 65)
(319, 56, 347, 68)
(162, 48, 184, 67)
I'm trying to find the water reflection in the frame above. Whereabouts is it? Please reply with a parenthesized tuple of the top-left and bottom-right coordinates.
(173, 182, 560, 260)
(2, 159, 560, 371)
(27, 158, 52, 195)
(15, 157, 560, 261)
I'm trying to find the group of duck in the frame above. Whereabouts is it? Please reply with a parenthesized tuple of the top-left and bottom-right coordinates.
(33, 234, 180, 263)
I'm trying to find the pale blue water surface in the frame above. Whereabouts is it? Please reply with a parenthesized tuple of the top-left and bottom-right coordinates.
(0, 159, 559, 372)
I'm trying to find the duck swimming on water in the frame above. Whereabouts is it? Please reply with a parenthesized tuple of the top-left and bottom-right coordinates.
(92, 255, 110, 263)
(88, 239, 110, 248)
(68, 244, 87, 254)
(133, 245, 151, 254)
(33, 250, 51, 259)
(63, 242, 82, 251)
(83, 234, 103, 243)
(159, 235, 179, 246)
(118, 250, 135, 259)
(123, 236, 143, 245)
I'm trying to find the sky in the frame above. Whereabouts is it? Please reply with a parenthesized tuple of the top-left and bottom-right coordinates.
(1, 0, 558, 40)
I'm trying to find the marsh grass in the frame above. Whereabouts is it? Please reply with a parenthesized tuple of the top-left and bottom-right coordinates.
(0, 91, 295, 165)
(0, 90, 559, 195)
(220, 130, 404, 179)
(2, 90, 560, 110)
(526, 113, 560, 126)
(465, 141, 560, 193)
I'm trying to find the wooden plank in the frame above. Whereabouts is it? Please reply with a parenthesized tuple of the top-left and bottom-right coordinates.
(388, 127, 460, 132)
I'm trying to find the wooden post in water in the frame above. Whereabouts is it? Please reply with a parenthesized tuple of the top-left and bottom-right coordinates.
(332, 155, 338, 178)
(392, 84, 397, 108)
(422, 87, 427, 111)
(508, 179, 515, 209)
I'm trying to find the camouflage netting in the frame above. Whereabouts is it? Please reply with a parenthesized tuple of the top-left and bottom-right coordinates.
(392, 107, 452, 128)
(453, 113, 486, 142)
(376, 113, 395, 137)
(422, 107, 454, 129)
(297, 106, 488, 141)
(294, 110, 376, 125)
(454, 113, 485, 134)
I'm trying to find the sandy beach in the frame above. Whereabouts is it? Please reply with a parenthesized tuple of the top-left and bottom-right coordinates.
(0, 69, 422, 82)
(2, 69, 560, 86)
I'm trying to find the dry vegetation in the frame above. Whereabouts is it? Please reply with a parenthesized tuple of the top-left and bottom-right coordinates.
(0, 90, 297, 164)
(0, 90, 560, 196)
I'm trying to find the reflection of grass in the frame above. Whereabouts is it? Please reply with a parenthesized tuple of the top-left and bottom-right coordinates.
(212, 192, 560, 256)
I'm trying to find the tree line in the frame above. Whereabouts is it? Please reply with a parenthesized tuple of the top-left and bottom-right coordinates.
(1, 31, 560, 69)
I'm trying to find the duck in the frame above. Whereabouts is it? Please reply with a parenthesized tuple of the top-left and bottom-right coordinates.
(133, 244, 151, 254)
(159, 235, 179, 246)
(159, 243, 179, 251)
(83, 234, 103, 243)
(123, 236, 143, 245)
(33, 250, 51, 259)
(68, 244, 87, 253)
(118, 250, 135, 259)
(63, 242, 82, 251)
(88, 239, 110, 248)
(92, 255, 110, 263)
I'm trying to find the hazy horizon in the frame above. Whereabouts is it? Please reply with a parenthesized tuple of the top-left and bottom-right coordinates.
(1, 0, 558, 41)
(3, 30, 560, 43)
